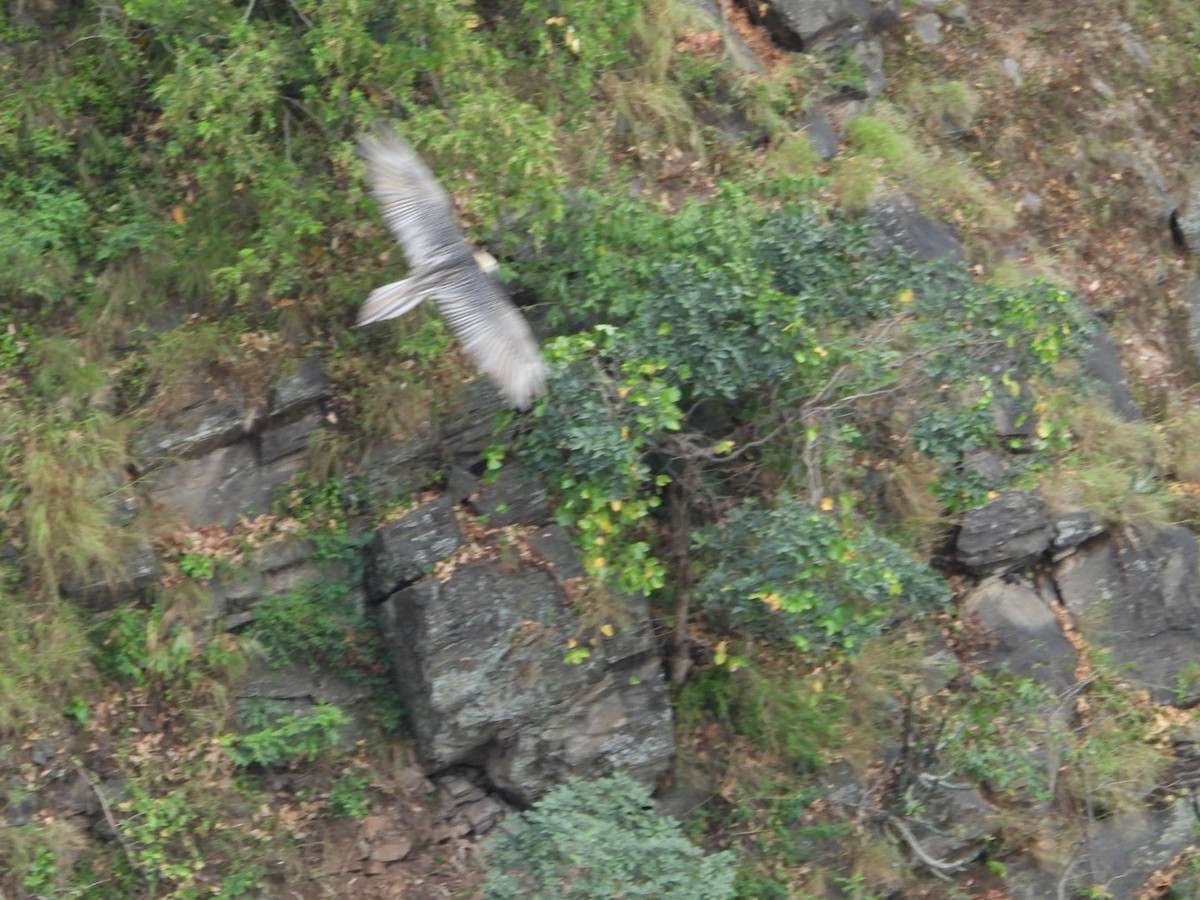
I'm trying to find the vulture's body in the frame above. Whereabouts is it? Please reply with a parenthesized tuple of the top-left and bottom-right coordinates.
(357, 126, 547, 410)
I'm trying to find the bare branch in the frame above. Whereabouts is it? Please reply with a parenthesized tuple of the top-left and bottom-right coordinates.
(885, 815, 981, 879)
(75, 765, 143, 876)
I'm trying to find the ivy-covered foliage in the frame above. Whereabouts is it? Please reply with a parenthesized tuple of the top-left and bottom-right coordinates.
(481, 772, 737, 899)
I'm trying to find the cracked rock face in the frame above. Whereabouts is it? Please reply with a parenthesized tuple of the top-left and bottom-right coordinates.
(960, 510, 1200, 708)
(373, 524, 675, 805)
(132, 354, 673, 807)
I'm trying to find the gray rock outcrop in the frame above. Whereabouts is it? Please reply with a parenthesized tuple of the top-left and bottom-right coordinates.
(1054, 522, 1200, 705)
(128, 356, 676, 805)
(865, 192, 965, 263)
(739, 0, 899, 52)
(1003, 798, 1199, 900)
(374, 523, 674, 805)
(365, 497, 464, 599)
(955, 491, 1053, 575)
(136, 357, 331, 527)
(1083, 313, 1143, 423)
(961, 578, 1077, 693)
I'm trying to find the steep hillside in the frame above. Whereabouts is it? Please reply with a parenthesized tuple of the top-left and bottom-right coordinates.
(2, 0, 1200, 897)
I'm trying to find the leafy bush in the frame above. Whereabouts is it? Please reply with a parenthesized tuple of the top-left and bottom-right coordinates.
(481, 772, 736, 899)
(693, 495, 950, 652)
(327, 767, 372, 818)
(247, 570, 401, 729)
(249, 578, 381, 674)
(226, 701, 350, 769)
(89, 603, 244, 692)
(518, 182, 1092, 630)
(934, 671, 1163, 811)
(116, 782, 208, 891)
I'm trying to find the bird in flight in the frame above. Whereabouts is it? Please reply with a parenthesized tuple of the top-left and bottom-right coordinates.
(356, 124, 547, 410)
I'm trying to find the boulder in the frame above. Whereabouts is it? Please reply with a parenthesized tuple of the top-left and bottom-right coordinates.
(376, 525, 674, 804)
(955, 491, 1053, 575)
(351, 382, 519, 511)
(439, 381, 518, 461)
(357, 435, 437, 510)
(739, 0, 899, 52)
(796, 107, 841, 160)
(59, 541, 159, 611)
(259, 410, 323, 465)
(1075, 799, 1199, 897)
(1083, 312, 1142, 422)
(1002, 797, 1199, 899)
(268, 356, 328, 422)
(461, 463, 552, 528)
(1054, 522, 1200, 705)
(430, 769, 513, 837)
(146, 440, 306, 527)
(912, 12, 941, 46)
(132, 383, 250, 463)
(1050, 508, 1107, 557)
(865, 193, 965, 263)
(843, 35, 887, 100)
(961, 578, 1077, 692)
(364, 497, 464, 601)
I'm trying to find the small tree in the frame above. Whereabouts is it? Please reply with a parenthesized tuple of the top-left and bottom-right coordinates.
(481, 772, 736, 900)
(516, 190, 1090, 679)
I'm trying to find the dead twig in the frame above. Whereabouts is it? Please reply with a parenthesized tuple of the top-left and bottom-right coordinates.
(75, 765, 143, 876)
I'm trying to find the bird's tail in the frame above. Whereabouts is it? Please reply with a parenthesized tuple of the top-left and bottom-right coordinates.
(356, 277, 427, 327)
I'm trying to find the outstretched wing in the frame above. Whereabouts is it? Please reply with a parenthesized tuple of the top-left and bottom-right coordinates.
(358, 125, 467, 269)
(358, 124, 548, 409)
(428, 263, 547, 410)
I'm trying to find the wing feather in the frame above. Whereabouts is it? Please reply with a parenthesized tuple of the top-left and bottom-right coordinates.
(426, 264, 547, 410)
(357, 124, 548, 410)
(358, 127, 466, 268)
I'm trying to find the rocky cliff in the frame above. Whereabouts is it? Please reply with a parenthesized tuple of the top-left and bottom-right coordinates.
(5, 0, 1200, 896)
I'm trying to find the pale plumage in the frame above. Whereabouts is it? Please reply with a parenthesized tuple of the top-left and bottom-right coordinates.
(356, 125, 547, 410)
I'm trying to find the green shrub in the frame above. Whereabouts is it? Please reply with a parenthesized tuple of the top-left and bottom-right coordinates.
(694, 495, 949, 652)
(226, 700, 350, 769)
(481, 772, 737, 899)
(249, 579, 378, 673)
(88, 602, 244, 693)
(936, 673, 1064, 803)
(116, 781, 208, 892)
(328, 766, 372, 818)
(247, 575, 402, 730)
(518, 185, 1091, 621)
(932, 670, 1161, 811)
